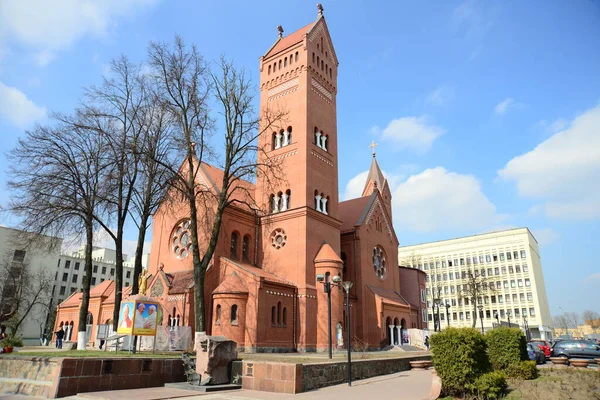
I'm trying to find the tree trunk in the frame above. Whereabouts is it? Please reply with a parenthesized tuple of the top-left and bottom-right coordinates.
(472, 301, 477, 329)
(131, 219, 149, 296)
(78, 217, 94, 350)
(112, 230, 124, 332)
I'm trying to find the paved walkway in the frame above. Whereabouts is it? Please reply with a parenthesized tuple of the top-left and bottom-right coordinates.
(3, 369, 431, 400)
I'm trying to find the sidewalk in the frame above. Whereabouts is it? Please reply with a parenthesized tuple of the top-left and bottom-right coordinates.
(37, 369, 433, 400)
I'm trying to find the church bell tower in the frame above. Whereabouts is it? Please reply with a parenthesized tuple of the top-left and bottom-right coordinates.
(255, 5, 344, 351)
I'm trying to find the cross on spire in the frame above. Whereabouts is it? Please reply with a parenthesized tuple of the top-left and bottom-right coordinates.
(317, 3, 324, 17)
(369, 140, 378, 157)
(277, 25, 284, 38)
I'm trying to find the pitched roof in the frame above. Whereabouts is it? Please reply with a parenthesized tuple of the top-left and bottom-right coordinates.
(367, 285, 411, 308)
(362, 156, 387, 197)
(264, 22, 314, 59)
(314, 243, 342, 264)
(338, 194, 375, 232)
(223, 257, 295, 287)
(213, 271, 249, 294)
(166, 270, 195, 294)
(199, 162, 256, 209)
(58, 280, 117, 308)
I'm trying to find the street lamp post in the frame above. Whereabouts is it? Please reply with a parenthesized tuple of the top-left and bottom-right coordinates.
(316, 273, 342, 359)
(341, 281, 354, 387)
(507, 310, 512, 328)
(445, 300, 451, 328)
(477, 305, 484, 334)
(523, 316, 530, 341)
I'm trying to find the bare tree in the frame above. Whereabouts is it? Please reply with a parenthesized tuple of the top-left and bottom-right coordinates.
(7, 119, 108, 349)
(129, 87, 175, 295)
(458, 269, 495, 329)
(564, 311, 581, 328)
(553, 314, 569, 333)
(582, 310, 600, 328)
(400, 251, 422, 269)
(148, 36, 286, 332)
(80, 56, 146, 329)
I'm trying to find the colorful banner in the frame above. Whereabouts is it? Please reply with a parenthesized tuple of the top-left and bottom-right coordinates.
(117, 301, 134, 334)
(132, 301, 159, 336)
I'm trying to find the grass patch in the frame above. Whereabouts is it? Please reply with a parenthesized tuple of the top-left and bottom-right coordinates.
(3, 350, 182, 358)
(507, 368, 600, 400)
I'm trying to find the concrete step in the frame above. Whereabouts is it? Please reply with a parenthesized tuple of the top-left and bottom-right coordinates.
(0, 377, 52, 398)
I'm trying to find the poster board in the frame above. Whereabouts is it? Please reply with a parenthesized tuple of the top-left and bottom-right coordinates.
(116, 300, 159, 336)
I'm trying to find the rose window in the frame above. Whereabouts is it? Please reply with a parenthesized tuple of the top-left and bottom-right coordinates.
(372, 246, 387, 280)
(271, 228, 287, 250)
(172, 220, 192, 259)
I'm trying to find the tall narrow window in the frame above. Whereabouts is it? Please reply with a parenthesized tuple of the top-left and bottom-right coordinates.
(242, 235, 251, 263)
(295, 52, 299, 62)
(230, 232, 239, 260)
(271, 306, 276, 326)
(277, 301, 281, 326)
(231, 305, 238, 324)
(283, 307, 287, 327)
(216, 305, 221, 325)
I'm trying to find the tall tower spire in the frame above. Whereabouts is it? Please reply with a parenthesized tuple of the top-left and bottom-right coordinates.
(362, 147, 393, 219)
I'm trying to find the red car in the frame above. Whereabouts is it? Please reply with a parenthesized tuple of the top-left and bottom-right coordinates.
(530, 339, 551, 358)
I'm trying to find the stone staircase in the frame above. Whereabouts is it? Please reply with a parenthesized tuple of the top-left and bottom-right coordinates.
(0, 356, 59, 397)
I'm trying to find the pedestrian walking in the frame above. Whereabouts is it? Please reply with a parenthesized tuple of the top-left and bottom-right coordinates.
(55, 326, 64, 349)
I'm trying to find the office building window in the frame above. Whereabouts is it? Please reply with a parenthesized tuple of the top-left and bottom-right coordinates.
(509, 266, 514, 274)
(500, 309, 505, 318)
(473, 257, 478, 265)
(512, 294, 518, 302)
(521, 250, 527, 258)
(486, 255, 491, 263)
(475, 270, 480, 277)
(74, 262, 80, 270)
(525, 279, 531, 287)
(496, 281, 501, 289)
(503, 281, 509, 288)
(467, 257, 471, 265)
(506, 294, 511, 303)
(522, 307, 527, 316)
(514, 308, 520, 317)
(102, 266, 106, 275)
(65, 260, 71, 269)
(450, 286, 455, 294)
(519, 293, 525, 302)
(500, 253, 505, 261)
(70, 287, 76, 293)
(101, 279, 105, 283)
(498, 295, 504, 303)
(460, 258, 465, 265)
(428, 314, 433, 322)
(59, 286, 66, 295)
(91, 277, 96, 285)
(437, 274, 441, 281)
(436, 261, 440, 268)
(459, 312, 464, 320)
(72, 274, 78, 283)
(443, 273, 447, 281)
(110, 268, 115, 276)
(494, 267, 499, 275)
(522, 264, 528, 272)
(487, 268, 493, 276)
(501, 266, 507, 275)
(444, 286, 449, 294)
(515, 265, 521, 273)
(506, 252, 511, 260)
(514, 251, 519, 259)
(126, 271, 131, 279)
(529, 308, 535, 316)
(466, 311, 471, 320)
(510, 280, 516, 288)
(62, 273, 68, 282)
(493, 254, 498, 262)
(484, 296, 489, 304)
(442, 260, 446, 267)
(527, 292, 533, 301)
(479, 255, 484, 263)
(93, 265, 98, 273)
(518, 279, 523, 287)
(491, 295, 496, 304)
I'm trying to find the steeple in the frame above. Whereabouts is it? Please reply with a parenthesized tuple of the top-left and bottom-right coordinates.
(361, 147, 393, 219)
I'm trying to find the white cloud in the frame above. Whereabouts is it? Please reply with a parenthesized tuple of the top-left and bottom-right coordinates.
(0, 81, 46, 128)
(498, 105, 600, 220)
(532, 228, 559, 246)
(0, 0, 159, 65)
(426, 83, 455, 106)
(392, 167, 502, 232)
(343, 171, 369, 201)
(583, 273, 600, 285)
(494, 97, 525, 115)
(378, 116, 445, 153)
(35, 50, 55, 67)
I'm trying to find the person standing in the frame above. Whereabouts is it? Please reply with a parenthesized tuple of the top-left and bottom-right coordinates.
(424, 336, 430, 350)
(55, 326, 64, 349)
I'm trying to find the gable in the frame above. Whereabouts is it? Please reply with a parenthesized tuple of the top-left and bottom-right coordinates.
(307, 18, 338, 65)
(362, 194, 398, 245)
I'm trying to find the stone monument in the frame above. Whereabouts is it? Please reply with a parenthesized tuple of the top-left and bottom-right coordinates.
(195, 332, 238, 385)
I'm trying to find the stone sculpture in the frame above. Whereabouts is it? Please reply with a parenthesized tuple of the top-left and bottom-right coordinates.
(195, 332, 238, 385)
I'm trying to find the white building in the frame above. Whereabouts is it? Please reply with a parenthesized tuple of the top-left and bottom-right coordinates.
(52, 246, 148, 308)
(0, 226, 62, 345)
(398, 228, 553, 340)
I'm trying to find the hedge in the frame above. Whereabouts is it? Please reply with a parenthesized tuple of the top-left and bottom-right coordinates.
(430, 327, 490, 397)
(473, 371, 508, 399)
(485, 327, 528, 371)
(506, 360, 538, 380)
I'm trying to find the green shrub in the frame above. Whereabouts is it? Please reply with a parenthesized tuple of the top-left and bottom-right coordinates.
(506, 360, 538, 380)
(472, 371, 508, 399)
(485, 327, 528, 371)
(1, 335, 24, 348)
(431, 327, 490, 397)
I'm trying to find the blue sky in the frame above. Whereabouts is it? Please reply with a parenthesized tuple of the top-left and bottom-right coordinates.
(0, 1, 598, 318)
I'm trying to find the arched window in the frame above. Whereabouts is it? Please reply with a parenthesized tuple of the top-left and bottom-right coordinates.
(326, 64, 328, 74)
(284, 57, 287, 67)
(330, 67, 332, 78)
(314, 190, 321, 211)
(312, 52, 315, 63)
(278, 60, 282, 69)
(289, 53, 293, 65)
(271, 306, 276, 326)
(295, 52, 299, 62)
(321, 38, 324, 53)
(231, 305, 238, 324)
(176, 314, 181, 326)
(317, 43, 320, 51)
(321, 60, 324, 71)
(285, 189, 291, 210)
(242, 235, 251, 262)
(216, 304, 221, 325)
(285, 126, 292, 145)
(230, 231, 239, 260)
(268, 65, 271, 75)
(277, 301, 281, 327)
(283, 307, 287, 328)
(317, 56, 320, 67)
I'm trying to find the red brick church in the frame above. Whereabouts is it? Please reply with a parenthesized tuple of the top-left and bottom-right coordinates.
(55, 6, 426, 352)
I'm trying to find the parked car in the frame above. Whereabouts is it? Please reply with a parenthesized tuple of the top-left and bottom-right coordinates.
(527, 343, 546, 364)
(551, 340, 600, 361)
(530, 339, 551, 358)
